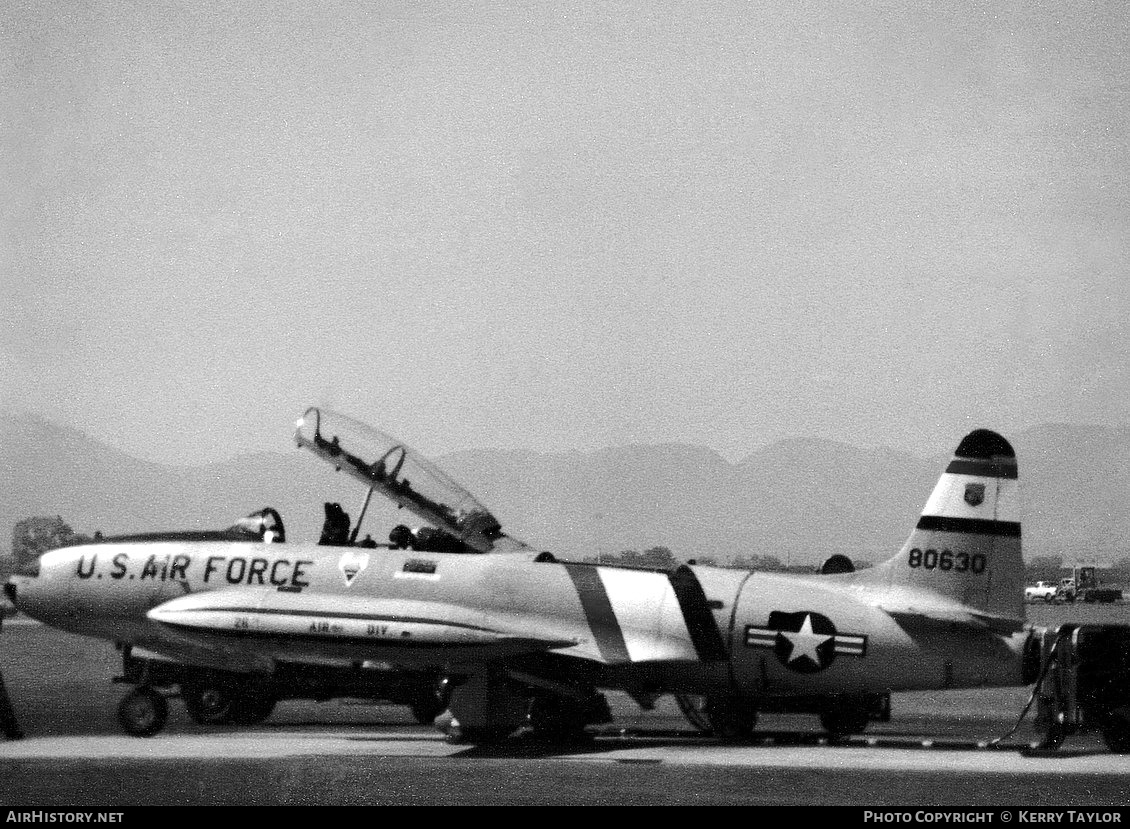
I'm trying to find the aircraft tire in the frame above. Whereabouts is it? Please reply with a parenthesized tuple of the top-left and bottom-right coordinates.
(443, 723, 513, 745)
(526, 694, 588, 742)
(705, 698, 758, 742)
(117, 687, 169, 738)
(819, 707, 869, 739)
(409, 694, 446, 725)
(229, 692, 277, 725)
(182, 682, 235, 725)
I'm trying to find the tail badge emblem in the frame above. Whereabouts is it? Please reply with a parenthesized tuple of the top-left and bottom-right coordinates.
(964, 483, 986, 507)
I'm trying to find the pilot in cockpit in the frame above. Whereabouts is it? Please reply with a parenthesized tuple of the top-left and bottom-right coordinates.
(234, 508, 286, 543)
(318, 502, 351, 546)
(389, 524, 413, 550)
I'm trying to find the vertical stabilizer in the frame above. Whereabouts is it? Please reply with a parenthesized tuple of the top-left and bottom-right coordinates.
(868, 429, 1023, 620)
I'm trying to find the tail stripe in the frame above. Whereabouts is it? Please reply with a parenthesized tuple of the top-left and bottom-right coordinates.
(667, 565, 728, 661)
(563, 564, 631, 663)
(944, 459, 1017, 479)
(915, 516, 1021, 537)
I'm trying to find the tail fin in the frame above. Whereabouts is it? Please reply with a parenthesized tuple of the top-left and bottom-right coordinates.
(868, 429, 1023, 620)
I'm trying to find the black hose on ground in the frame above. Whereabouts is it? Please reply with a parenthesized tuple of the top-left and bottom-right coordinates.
(988, 629, 1069, 749)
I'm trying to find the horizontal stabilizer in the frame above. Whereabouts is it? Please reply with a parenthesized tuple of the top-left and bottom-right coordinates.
(882, 604, 1025, 635)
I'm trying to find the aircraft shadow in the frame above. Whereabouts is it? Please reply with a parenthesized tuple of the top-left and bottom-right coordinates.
(244, 721, 1111, 759)
(435, 728, 1083, 760)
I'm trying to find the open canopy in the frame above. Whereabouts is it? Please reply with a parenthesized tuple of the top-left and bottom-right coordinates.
(295, 407, 506, 553)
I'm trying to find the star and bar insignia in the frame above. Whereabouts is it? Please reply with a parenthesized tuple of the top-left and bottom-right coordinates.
(744, 610, 867, 673)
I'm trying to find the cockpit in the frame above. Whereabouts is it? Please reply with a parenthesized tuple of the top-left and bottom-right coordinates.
(92, 507, 286, 545)
(295, 407, 506, 553)
(229, 507, 286, 543)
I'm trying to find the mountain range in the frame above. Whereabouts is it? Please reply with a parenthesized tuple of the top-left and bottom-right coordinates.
(3, 413, 1129, 566)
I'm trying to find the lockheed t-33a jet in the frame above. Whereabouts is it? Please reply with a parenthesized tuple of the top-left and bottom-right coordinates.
(2, 407, 1079, 745)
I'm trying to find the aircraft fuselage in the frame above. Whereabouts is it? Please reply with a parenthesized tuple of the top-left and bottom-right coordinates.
(11, 540, 1033, 699)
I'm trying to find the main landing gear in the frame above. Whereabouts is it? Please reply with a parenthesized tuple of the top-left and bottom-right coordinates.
(526, 691, 610, 743)
(702, 696, 759, 741)
(684, 693, 887, 743)
(182, 679, 278, 726)
(437, 671, 611, 745)
(409, 689, 446, 726)
(818, 704, 871, 741)
(117, 687, 168, 737)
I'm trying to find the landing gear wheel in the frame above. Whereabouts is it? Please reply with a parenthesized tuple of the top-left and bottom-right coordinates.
(409, 693, 445, 725)
(443, 720, 513, 745)
(705, 697, 758, 741)
(118, 687, 169, 737)
(820, 707, 869, 740)
(229, 691, 277, 725)
(182, 683, 235, 725)
(527, 695, 589, 742)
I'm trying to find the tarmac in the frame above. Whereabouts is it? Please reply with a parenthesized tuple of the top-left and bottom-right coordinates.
(2, 608, 1129, 805)
(1, 712, 1128, 806)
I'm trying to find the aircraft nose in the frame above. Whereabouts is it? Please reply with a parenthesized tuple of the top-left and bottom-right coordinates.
(4, 552, 43, 613)
(4, 552, 57, 622)
(6, 549, 44, 608)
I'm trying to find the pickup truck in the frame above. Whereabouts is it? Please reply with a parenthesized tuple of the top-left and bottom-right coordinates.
(1025, 581, 1060, 602)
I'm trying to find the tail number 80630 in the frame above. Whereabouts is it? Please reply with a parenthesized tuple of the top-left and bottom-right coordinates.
(907, 548, 985, 573)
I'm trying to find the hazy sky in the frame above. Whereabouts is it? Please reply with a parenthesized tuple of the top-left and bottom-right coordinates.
(3, 1, 1128, 466)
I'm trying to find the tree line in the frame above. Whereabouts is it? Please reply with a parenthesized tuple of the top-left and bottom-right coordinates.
(7, 516, 93, 570)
